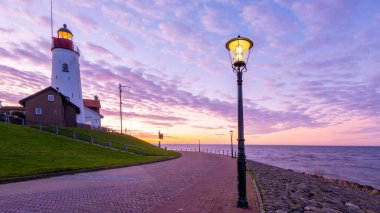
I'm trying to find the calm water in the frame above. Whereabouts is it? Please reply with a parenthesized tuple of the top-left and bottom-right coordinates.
(164, 144, 380, 189)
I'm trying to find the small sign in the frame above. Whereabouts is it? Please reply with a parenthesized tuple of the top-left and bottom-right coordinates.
(159, 131, 164, 140)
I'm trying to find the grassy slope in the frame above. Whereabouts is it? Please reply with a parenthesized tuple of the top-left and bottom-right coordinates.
(61, 127, 178, 156)
(0, 122, 179, 178)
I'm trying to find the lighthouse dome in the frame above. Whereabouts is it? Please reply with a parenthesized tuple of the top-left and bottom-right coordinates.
(57, 24, 73, 40)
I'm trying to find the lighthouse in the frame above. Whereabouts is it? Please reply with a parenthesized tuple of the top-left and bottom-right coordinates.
(51, 24, 85, 124)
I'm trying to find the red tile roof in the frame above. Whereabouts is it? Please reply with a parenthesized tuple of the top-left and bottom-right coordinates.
(83, 99, 101, 108)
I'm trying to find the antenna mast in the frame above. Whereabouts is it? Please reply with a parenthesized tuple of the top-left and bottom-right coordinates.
(50, 0, 53, 38)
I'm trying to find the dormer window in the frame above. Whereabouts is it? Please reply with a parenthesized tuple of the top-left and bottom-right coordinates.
(62, 63, 69, 72)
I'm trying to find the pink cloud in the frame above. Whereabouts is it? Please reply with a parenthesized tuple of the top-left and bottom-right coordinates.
(201, 7, 234, 35)
(0, 65, 49, 105)
(84, 42, 120, 59)
(108, 34, 135, 51)
(242, 2, 295, 35)
(0, 27, 15, 33)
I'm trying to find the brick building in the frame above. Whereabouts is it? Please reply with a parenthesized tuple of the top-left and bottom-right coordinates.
(19, 87, 80, 127)
(0, 104, 25, 117)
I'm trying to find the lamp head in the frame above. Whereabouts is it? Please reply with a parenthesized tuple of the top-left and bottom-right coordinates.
(225, 35, 254, 68)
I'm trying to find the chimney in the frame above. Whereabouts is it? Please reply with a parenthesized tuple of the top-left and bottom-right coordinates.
(94, 95, 99, 100)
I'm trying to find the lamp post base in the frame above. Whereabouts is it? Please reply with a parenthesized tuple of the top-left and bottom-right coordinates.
(237, 199, 248, 208)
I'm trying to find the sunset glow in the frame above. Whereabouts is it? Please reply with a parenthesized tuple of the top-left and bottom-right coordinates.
(0, 0, 379, 146)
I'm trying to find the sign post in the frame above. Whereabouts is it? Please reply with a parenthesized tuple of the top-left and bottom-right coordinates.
(158, 131, 164, 148)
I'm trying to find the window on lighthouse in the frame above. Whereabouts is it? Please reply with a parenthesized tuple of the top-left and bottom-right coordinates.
(62, 63, 69, 72)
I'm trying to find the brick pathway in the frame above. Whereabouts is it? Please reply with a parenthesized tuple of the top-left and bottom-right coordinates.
(0, 152, 259, 213)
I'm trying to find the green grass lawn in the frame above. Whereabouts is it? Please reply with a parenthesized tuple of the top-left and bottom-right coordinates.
(0, 122, 180, 179)
(60, 126, 178, 156)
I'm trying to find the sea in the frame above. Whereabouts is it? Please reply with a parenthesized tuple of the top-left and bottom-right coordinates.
(164, 144, 380, 189)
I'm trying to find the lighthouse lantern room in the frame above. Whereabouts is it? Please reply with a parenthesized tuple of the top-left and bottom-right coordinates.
(51, 24, 85, 124)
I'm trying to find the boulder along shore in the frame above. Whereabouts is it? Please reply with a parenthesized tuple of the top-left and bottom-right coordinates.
(247, 160, 380, 213)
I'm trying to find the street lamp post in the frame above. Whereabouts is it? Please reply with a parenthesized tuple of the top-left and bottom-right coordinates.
(198, 138, 200, 152)
(230, 130, 234, 158)
(225, 35, 254, 208)
(119, 84, 130, 134)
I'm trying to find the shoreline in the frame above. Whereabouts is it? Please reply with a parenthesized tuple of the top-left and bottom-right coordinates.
(306, 173, 379, 196)
(249, 160, 380, 195)
(247, 160, 380, 213)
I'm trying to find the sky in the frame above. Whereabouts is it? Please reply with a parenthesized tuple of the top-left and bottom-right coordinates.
(0, 0, 379, 146)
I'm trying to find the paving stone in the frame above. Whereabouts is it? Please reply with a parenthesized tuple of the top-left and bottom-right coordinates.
(0, 152, 259, 212)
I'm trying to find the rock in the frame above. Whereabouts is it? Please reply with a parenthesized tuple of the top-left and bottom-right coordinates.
(299, 183, 308, 189)
(321, 207, 342, 213)
(363, 209, 377, 213)
(305, 206, 319, 211)
(345, 202, 364, 213)
(247, 160, 380, 213)
(348, 209, 364, 213)
(345, 202, 360, 209)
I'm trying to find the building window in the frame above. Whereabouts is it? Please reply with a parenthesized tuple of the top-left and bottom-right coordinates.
(48, 95, 54, 102)
(62, 63, 69, 72)
(35, 107, 42, 115)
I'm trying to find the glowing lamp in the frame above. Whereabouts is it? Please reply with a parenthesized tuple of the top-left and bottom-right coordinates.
(225, 35, 254, 68)
(57, 24, 73, 40)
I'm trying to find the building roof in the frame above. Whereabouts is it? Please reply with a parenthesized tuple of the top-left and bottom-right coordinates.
(19, 86, 80, 113)
(0, 106, 24, 113)
(83, 99, 101, 109)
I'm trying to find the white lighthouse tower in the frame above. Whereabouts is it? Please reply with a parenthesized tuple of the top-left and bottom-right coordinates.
(51, 24, 85, 124)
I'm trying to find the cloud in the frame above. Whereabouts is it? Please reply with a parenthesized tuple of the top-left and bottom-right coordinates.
(0, 27, 15, 33)
(0, 64, 49, 104)
(291, 0, 356, 35)
(192, 125, 225, 130)
(108, 33, 135, 51)
(0, 47, 13, 58)
(201, 7, 234, 35)
(1, 0, 379, 145)
(242, 2, 295, 35)
(2, 38, 51, 68)
(101, 108, 187, 122)
(142, 121, 178, 127)
(76, 57, 323, 134)
(70, 14, 100, 32)
(84, 42, 120, 59)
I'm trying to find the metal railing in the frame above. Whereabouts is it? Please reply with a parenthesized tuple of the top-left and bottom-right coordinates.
(0, 115, 146, 155)
(167, 147, 237, 159)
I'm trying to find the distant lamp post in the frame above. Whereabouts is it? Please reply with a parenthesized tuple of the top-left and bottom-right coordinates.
(119, 84, 130, 134)
(230, 130, 234, 158)
(198, 138, 201, 152)
(225, 35, 254, 208)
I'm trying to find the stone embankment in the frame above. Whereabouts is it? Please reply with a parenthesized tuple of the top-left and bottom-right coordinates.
(247, 160, 380, 213)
